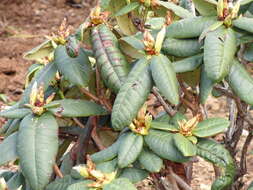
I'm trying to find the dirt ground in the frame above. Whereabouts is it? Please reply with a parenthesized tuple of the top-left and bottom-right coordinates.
(0, 1, 252, 190)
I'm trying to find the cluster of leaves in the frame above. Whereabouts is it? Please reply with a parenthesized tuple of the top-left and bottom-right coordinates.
(1, 0, 253, 189)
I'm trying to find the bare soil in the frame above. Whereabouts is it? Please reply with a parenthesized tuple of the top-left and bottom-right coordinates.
(0, 1, 252, 189)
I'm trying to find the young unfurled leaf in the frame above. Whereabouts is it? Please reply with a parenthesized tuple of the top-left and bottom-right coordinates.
(23, 40, 54, 61)
(118, 132, 143, 168)
(55, 45, 91, 87)
(119, 168, 149, 183)
(0, 132, 18, 166)
(173, 54, 203, 73)
(162, 38, 202, 57)
(144, 129, 189, 163)
(138, 148, 163, 172)
(47, 99, 108, 117)
(17, 113, 58, 190)
(204, 27, 236, 82)
(150, 54, 179, 105)
(111, 58, 152, 131)
(193, 118, 229, 137)
(227, 59, 253, 105)
(166, 16, 217, 38)
(173, 133, 196, 157)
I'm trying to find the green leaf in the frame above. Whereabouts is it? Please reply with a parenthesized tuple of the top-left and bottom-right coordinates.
(7, 172, 25, 190)
(119, 168, 149, 183)
(0, 108, 31, 119)
(120, 36, 144, 50)
(173, 54, 203, 73)
(243, 43, 253, 62)
(158, 0, 193, 18)
(17, 113, 59, 190)
(144, 129, 189, 163)
(60, 153, 74, 176)
(204, 27, 237, 82)
(240, 0, 253, 5)
(91, 133, 126, 163)
(162, 38, 202, 57)
(138, 149, 163, 172)
(193, 118, 229, 137)
(0, 119, 13, 135)
(0, 132, 18, 166)
(55, 46, 91, 87)
(91, 24, 130, 93)
(200, 65, 215, 104)
(118, 132, 143, 168)
(150, 54, 179, 105)
(109, 0, 137, 35)
(227, 59, 253, 105)
(5, 119, 21, 137)
(23, 40, 54, 61)
(151, 121, 179, 132)
(103, 178, 137, 190)
(233, 17, 253, 34)
(111, 58, 152, 131)
(154, 112, 170, 122)
(166, 16, 217, 38)
(192, 0, 217, 16)
(115, 2, 139, 16)
(173, 133, 196, 157)
(20, 62, 57, 105)
(96, 158, 118, 173)
(199, 21, 224, 42)
(169, 112, 187, 128)
(248, 181, 253, 190)
(47, 99, 108, 117)
(66, 180, 94, 190)
(145, 17, 166, 30)
(46, 175, 78, 190)
(196, 139, 235, 190)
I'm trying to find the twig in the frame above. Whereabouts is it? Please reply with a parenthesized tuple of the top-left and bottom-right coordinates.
(91, 126, 105, 150)
(152, 87, 176, 117)
(79, 87, 100, 102)
(240, 132, 253, 175)
(73, 118, 85, 128)
(53, 164, 63, 178)
(168, 167, 192, 190)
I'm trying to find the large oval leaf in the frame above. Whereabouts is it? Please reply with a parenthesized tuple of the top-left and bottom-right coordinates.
(55, 46, 91, 87)
(111, 58, 152, 131)
(144, 129, 189, 163)
(46, 175, 78, 190)
(17, 113, 58, 190)
(204, 27, 237, 82)
(196, 139, 235, 190)
(193, 118, 229, 137)
(150, 54, 179, 105)
(66, 180, 94, 190)
(118, 132, 143, 168)
(6, 172, 26, 190)
(173, 54, 203, 73)
(103, 178, 137, 190)
(20, 62, 57, 105)
(166, 16, 217, 38)
(162, 38, 202, 57)
(119, 168, 149, 183)
(91, 24, 130, 93)
(158, 0, 193, 18)
(47, 99, 108, 117)
(0, 132, 18, 166)
(5, 119, 21, 137)
(200, 64, 215, 104)
(173, 133, 196, 157)
(96, 158, 118, 173)
(150, 121, 179, 132)
(192, 0, 217, 16)
(233, 17, 253, 34)
(0, 108, 31, 119)
(138, 149, 163, 172)
(227, 59, 253, 105)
